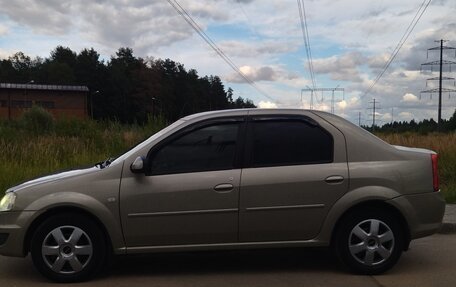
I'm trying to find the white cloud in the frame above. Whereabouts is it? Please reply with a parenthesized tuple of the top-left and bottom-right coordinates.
(258, 101, 278, 108)
(337, 100, 347, 109)
(0, 24, 7, 36)
(398, 111, 415, 121)
(402, 93, 419, 102)
(226, 65, 297, 83)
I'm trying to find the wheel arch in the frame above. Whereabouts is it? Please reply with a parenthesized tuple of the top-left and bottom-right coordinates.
(23, 206, 113, 256)
(330, 200, 411, 251)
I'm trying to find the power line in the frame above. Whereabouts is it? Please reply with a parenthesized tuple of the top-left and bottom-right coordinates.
(361, 0, 432, 99)
(165, 0, 278, 103)
(236, 1, 261, 39)
(297, 0, 316, 89)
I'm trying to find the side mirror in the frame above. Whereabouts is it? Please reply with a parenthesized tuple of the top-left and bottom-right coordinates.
(130, 156, 147, 174)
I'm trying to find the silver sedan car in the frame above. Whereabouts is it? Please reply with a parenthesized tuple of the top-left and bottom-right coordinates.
(0, 109, 445, 282)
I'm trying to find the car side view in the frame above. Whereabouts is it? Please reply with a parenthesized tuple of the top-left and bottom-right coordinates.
(0, 109, 445, 282)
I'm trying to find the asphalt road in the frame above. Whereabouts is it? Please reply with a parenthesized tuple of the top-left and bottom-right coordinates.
(1, 234, 455, 287)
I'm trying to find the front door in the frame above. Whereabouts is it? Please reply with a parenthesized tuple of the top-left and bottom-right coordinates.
(120, 119, 244, 247)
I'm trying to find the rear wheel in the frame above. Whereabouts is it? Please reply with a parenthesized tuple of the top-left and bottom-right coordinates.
(30, 213, 107, 282)
(334, 208, 404, 274)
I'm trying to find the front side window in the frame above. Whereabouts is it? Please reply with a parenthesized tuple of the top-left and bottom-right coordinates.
(150, 122, 240, 175)
(250, 119, 333, 167)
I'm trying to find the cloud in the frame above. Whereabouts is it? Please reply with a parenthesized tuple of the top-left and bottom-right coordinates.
(0, 24, 8, 36)
(219, 40, 298, 58)
(312, 52, 366, 82)
(226, 65, 297, 83)
(398, 111, 414, 121)
(0, 0, 72, 35)
(258, 101, 278, 108)
(402, 93, 419, 102)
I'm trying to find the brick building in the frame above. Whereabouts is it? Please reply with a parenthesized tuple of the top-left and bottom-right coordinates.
(0, 83, 89, 120)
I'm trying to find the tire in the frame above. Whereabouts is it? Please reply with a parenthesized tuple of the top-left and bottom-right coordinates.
(333, 208, 404, 275)
(30, 213, 107, 282)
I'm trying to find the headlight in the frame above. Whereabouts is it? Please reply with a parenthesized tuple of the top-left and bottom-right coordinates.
(0, 192, 16, 212)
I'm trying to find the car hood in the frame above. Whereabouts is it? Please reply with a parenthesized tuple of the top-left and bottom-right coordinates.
(6, 166, 100, 193)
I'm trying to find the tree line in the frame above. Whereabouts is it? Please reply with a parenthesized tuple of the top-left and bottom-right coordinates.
(0, 46, 256, 123)
(363, 109, 456, 133)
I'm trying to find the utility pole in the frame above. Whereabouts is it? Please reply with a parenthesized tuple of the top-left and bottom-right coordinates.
(358, 111, 361, 126)
(368, 98, 380, 132)
(301, 87, 344, 112)
(421, 39, 456, 128)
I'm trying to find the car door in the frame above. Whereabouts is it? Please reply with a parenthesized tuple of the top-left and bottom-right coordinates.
(120, 118, 245, 247)
(239, 114, 348, 242)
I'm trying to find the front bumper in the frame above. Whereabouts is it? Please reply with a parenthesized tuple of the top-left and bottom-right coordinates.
(0, 211, 35, 257)
(389, 191, 446, 240)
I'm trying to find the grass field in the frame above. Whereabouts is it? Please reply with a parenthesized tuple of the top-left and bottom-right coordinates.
(1, 114, 455, 203)
(0, 116, 165, 195)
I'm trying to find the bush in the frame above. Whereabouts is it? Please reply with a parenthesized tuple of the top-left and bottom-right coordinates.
(20, 106, 55, 134)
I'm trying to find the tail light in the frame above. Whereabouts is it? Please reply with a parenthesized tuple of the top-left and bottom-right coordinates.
(431, 154, 439, 192)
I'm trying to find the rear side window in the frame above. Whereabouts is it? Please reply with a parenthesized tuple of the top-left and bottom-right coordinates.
(249, 119, 333, 167)
(150, 123, 240, 175)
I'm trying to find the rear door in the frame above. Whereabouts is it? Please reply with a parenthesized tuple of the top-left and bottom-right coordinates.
(239, 114, 348, 242)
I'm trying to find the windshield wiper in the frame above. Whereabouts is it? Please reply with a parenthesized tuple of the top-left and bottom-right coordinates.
(95, 157, 115, 169)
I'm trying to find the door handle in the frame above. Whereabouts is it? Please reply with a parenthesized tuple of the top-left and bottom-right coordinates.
(214, 183, 234, 193)
(324, 175, 344, 184)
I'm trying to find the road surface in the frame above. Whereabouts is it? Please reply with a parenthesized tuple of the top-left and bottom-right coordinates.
(0, 234, 455, 286)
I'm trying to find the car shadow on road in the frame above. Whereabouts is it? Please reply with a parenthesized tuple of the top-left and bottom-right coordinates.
(106, 247, 341, 278)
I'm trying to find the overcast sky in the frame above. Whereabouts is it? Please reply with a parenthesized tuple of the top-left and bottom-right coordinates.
(1, 0, 456, 125)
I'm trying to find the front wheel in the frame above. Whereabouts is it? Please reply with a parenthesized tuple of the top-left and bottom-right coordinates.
(30, 213, 107, 282)
(334, 208, 404, 275)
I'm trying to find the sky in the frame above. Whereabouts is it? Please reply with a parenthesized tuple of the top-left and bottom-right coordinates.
(1, 0, 456, 125)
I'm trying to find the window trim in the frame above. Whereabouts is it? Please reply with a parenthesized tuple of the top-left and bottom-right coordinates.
(243, 115, 334, 169)
(145, 116, 246, 176)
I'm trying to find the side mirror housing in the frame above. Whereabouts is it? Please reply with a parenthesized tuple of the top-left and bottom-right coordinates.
(130, 156, 147, 174)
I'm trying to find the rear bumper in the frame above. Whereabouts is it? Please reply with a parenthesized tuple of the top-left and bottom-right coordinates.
(0, 211, 35, 257)
(389, 191, 445, 239)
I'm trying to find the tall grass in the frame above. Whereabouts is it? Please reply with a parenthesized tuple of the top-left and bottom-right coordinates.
(0, 111, 166, 193)
(377, 132, 456, 203)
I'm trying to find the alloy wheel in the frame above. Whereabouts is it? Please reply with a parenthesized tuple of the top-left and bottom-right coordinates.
(41, 226, 93, 274)
(348, 219, 395, 266)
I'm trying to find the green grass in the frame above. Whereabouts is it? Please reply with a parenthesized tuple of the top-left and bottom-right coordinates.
(0, 115, 166, 193)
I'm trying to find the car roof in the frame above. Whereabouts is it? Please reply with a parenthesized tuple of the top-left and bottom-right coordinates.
(180, 108, 318, 121)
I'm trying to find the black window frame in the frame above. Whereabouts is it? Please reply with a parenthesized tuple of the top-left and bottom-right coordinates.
(243, 115, 334, 168)
(146, 116, 247, 176)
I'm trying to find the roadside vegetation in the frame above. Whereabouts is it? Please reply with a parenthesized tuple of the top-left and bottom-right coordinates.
(0, 106, 166, 193)
(1, 107, 455, 203)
